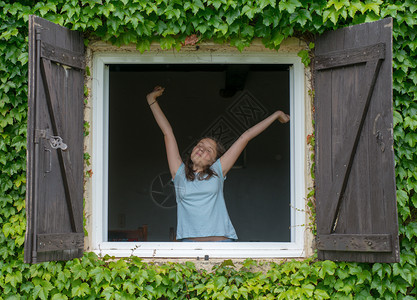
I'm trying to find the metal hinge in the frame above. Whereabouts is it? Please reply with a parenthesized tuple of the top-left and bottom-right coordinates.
(34, 129, 68, 150)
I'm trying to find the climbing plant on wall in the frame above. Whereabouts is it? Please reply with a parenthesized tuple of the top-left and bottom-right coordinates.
(1, 0, 417, 298)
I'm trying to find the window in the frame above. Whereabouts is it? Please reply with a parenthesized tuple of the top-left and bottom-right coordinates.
(25, 16, 399, 263)
(91, 52, 306, 258)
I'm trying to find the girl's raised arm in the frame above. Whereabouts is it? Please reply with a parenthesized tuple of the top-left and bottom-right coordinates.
(220, 110, 290, 176)
(147, 86, 182, 178)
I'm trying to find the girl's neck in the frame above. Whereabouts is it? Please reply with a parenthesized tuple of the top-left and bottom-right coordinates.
(192, 162, 205, 173)
(193, 166, 203, 173)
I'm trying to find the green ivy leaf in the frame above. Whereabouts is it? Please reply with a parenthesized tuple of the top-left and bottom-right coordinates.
(323, 7, 340, 24)
(301, 283, 315, 297)
(411, 193, 417, 208)
(314, 289, 330, 300)
(225, 8, 240, 25)
(20, 282, 34, 294)
(356, 270, 372, 284)
(393, 110, 403, 127)
(123, 280, 137, 294)
(241, 25, 254, 38)
(37, 2, 57, 16)
(220, 259, 235, 267)
(99, 3, 116, 18)
(214, 23, 228, 35)
(32, 281, 54, 300)
(101, 286, 115, 300)
(397, 189, 409, 208)
(90, 267, 105, 284)
(209, 0, 223, 10)
(363, 0, 382, 15)
(160, 36, 176, 50)
(327, 0, 350, 11)
(136, 39, 151, 53)
(393, 263, 413, 285)
(279, 0, 302, 14)
(404, 222, 417, 241)
(168, 270, 182, 283)
(230, 37, 250, 51)
(404, 132, 417, 147)
(400, 250, 416, 267)
(404, 115, 417, 130)
(298, 49, 310, 67)
(71, 263, 88, 281)
(318, 261, 336, 278)
(2, 222, 13, 237)
(214, 276, 227, 290)
(290, 9, 312, 26)
(372, 263, 383, 278)
(270, 30, 285, 47)
(241, 5, 258, 19)
(51, 293, 68, 300)
(5, 271, 22, 288)
(71, 282, 91, 298)
(0, 28, 19, 41)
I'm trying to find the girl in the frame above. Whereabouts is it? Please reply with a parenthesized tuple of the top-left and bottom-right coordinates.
(147, 86, 290, 242)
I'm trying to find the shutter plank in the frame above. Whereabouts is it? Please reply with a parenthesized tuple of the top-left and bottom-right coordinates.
(25, 15, 37, 265)
(315, 68, 333, 232)
(41, 42, 85, 69)
(315, 43, 385, 70)
(40, 58, 83, 233)
(315, 18, 399, 263)
(316, 234, 392, 252)
(37, 233, 83, 252)
(323, 59, 384, 234)
(333, 20, 372, 239)
(315, 24, 344, 240)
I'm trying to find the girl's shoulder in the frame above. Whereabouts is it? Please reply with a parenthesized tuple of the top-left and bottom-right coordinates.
(172, 163, 185, 181)
(211, 158, 225, 180)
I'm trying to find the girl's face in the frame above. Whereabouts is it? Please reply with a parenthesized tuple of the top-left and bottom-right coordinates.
(191, 138, 218, 168)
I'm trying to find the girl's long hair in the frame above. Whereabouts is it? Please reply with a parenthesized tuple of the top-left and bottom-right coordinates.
(184, 137, 226, 181)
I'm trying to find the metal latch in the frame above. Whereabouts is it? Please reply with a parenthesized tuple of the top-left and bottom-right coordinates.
(35, 129, 68, 150)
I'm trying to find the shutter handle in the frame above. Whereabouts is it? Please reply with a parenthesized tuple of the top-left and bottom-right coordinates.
(35, 130, 68, 150)
(48, 135, 68, 150)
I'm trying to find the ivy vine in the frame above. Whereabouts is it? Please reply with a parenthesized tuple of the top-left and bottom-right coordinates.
(1, 0, 417, 299)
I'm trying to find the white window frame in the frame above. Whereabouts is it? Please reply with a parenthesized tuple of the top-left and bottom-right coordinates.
(91, 51, 305, 258)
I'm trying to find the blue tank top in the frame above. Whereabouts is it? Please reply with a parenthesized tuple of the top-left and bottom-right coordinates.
(173, 159, 238, 240)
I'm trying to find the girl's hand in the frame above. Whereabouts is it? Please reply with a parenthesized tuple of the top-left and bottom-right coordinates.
(276, 111, 290, 123)
(147, 86, 165, 102)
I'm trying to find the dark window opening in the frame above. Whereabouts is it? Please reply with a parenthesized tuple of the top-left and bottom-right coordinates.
(108, 64, 291, 242)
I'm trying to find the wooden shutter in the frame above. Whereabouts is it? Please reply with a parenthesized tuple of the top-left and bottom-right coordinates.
(314, 18, 400, 263)
(25, 15, 85, 263)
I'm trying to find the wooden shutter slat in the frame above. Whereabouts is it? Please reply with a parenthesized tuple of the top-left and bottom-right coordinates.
(315, 43, 385, 70)
(41, 42, 84, 69)
(322, 58, 384, 234)
(37, 233, 83, 252)
(316, 234, 392, 252)
(40, 58, 82, 233)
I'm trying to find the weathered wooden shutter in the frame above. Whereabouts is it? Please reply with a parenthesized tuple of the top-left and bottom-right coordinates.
(25, 15, 85, 263)
(314, 18, 399, 263)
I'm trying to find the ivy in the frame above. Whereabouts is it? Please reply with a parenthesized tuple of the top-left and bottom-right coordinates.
(1, 0, 417, 299)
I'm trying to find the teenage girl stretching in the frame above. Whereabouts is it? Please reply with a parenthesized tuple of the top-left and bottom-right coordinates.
(147, 86, 290, 242)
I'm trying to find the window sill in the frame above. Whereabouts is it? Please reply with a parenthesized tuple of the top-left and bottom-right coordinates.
(93, 242, 305, 258)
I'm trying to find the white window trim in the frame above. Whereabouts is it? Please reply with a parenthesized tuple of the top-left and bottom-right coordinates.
(91, 51, 305, 258)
